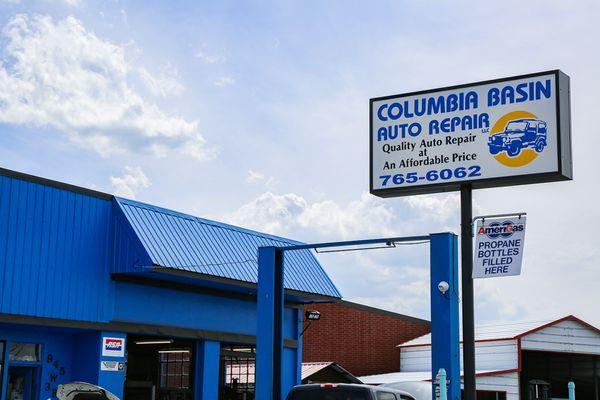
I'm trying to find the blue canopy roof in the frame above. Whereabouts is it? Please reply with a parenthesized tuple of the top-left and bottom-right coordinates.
(114, 197, 341, 299)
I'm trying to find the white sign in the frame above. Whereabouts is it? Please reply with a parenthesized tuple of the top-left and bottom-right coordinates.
(473, 217, 526, 278)
(370, 71, 572, 197)
(100, 361, 124, 372)
(102, 337, 125, 357)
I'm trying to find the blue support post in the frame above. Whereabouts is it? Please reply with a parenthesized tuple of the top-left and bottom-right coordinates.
(568, 381, 576, 400)
(97, 332, 127, 400)
(430, 233, 461, 400)
(195, 340, 220, 400)
(256, 246, 285, 400)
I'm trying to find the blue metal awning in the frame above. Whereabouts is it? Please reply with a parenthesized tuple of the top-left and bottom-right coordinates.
(113, 197, 341, 299)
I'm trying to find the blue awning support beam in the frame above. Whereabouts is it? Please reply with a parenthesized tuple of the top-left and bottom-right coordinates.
(256, 232, 461, 400)
(278, 234, 430, 251)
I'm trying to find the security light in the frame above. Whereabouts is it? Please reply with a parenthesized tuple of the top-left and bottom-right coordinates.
(305, 310, 321, 321)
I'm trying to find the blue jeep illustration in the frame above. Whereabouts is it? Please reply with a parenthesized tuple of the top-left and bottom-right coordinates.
(488, 118, 547, 157)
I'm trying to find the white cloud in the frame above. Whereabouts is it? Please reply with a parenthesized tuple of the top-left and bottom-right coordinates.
(138, 64, 185, 97)
(245, 169, 278, 189)
(195, 49, 223, 64)
(0, 14, 215, 160)
(246, 169, 265, 183)
(264, 176, 278, 190)
(405, 193, 461, 222)
(64, 0, 81, 6)
(214, 76, 235, 87)
(110, 166, 150, 199)
(224, 191, 397, 240)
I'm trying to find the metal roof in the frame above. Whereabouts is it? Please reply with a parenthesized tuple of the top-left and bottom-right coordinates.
(302, 362, 362, 383)
(115, 197, 341, 298)
(358, 369, 513, 384)
(398, 315, 599, 347)
(301, 362, 335, 378)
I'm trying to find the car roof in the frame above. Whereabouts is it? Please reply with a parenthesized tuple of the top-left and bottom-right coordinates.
(292, 383, 412, 395)
(511, 118, 542, 123)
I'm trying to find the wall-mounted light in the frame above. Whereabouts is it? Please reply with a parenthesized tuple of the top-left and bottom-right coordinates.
(135, 339, 174, 345)
(301, 310, 322, 336)
(305, 310, 321, 321)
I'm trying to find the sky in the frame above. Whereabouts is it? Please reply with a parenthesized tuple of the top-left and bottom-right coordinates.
(0, 0, 598, 327)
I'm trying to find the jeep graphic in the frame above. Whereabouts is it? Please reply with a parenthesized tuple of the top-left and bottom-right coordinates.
(488, 118, 547, 157)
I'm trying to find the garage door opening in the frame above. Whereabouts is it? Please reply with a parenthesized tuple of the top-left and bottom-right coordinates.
(124, 335, 194, 400)
(521, 350, 600, 399)
(219, 344, 256, 400)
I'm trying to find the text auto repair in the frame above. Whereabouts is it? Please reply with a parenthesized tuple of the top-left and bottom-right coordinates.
(377, 79, 552, 147)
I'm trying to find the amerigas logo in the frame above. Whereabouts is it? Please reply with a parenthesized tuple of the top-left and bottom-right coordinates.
(477, 220, 525, 239)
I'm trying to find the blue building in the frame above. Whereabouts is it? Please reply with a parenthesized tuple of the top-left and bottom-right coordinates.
(0, 168, 341, 400)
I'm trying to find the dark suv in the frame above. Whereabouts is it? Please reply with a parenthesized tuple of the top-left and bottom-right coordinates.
(488, 118, 547, 157)
(285, 383, 415, 400)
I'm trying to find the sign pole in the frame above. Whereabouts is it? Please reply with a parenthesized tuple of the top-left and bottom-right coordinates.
(460, 184, 476, 400)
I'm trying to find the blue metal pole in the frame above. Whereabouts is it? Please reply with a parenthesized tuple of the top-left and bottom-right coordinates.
(430, 233, 460, 400)
(256, 246, 284, 400)
(438, 368, 448, 400)
(569, 381, 576, 400)
(195, 340, 220, 400)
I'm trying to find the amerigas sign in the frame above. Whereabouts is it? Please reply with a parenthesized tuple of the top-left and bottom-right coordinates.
(370, 71, 572, 197)
(473, 217, 526, 278)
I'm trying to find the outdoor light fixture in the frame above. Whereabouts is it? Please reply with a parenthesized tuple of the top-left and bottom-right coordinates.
(301, 310, 321, 336)
(305, 310, 321, 321)
(135, 339, 174, 345)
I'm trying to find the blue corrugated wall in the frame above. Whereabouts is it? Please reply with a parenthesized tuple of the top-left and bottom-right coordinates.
(0, 172, 309, 399)
(0, 174, 309, 338)
(0, 175, 114, 322)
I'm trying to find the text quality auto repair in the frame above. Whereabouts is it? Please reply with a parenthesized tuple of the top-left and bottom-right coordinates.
(0, 168, 341, 400)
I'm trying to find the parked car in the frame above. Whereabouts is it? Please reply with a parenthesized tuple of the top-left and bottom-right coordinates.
(57, 382, 119, 400)
(381, 381, 432, 400)
(285, 383, 416, 400)
(488, 118, 547, 157)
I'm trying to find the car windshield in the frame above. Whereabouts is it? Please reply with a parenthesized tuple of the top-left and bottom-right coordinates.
(286, 387, 370, 400)
(505, 121, 528, 132)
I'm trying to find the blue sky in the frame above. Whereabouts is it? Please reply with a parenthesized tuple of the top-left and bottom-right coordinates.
(0, 0, 599, 326)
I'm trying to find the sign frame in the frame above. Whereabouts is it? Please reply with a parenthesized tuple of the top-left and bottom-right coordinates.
(102, 337, 125, 358)
(369, 70, 572, 198)
(473, 216, 526, 279)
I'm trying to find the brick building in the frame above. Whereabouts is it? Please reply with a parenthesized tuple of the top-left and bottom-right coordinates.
(302, 300, 430, 377)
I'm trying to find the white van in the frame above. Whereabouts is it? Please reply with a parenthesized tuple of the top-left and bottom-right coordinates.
(286, 383, 416, 400)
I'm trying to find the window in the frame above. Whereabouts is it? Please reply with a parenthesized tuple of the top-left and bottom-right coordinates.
(376, 392, 397, 400)
(159, 349, 191, 390)
(220, 345, 256, 400)
(538, 122, 547, 134)
(286, 388, 369, 400)
(9, 343, 41, 362)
